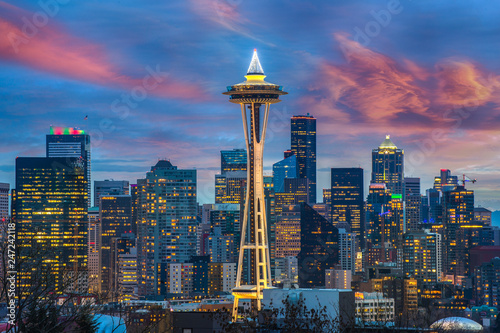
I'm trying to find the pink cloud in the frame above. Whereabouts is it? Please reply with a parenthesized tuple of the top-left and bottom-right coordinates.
(306, 33, 500, 135)
(0, 2, 208, 100)
(435, 59, 500, 108)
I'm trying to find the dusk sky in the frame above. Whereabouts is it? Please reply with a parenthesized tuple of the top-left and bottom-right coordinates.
(1, 0, 500, 210)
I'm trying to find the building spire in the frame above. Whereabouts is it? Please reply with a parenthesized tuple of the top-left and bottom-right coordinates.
(379, 134, 397, 149)
(247, 49, 264, 75)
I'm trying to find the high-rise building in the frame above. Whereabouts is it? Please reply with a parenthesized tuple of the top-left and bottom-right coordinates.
(169, 263, 194, 294)
(207, 228, 234, 263)
(325, 269, 352, 289)
(474, 207, 492, 226)
(339, 229, 356, 272)
(272, 154, 297, 193)
(14, 157, 88, 294)
(192, 256, 210, 295)
(274, 178, 309, 216)
(88, 207, 100, 293)
(0, 183, 9, 222)
(291, 114, 316, 203)
(387, 195, 405, 248)
(130, 183, 138, 235)
(215, 171, 246, 204)
(323, 189, 331, 205)
(434, 169, 458, 192)
(355, 292, 395, 323)
(331, 168, 364, 248)
(474, 257, 500, 308)
(206, 204, 240, 263)
(274, 257, 298, 286)
(99, 195, 132, 296)
(371, 135, 404, 195)
(404, 178, 421, 232)
(442, 185, 474, 276)
(117, 246, 138, 301)
(223, 49, 287, 316)
(208, 262, 237, 295)
(380, 277, 418, 321)
(94, 180, 130, 208)
(403, 230, 441, 287)
(422, 188, 443, 224)
(297, 203, 339, 288)
(136, 160, 197, 297)
(275, 205, 301, 258)
(366, 183, 391, 248)
(221, 149, 247, 174)
(46, 126, 91, 206)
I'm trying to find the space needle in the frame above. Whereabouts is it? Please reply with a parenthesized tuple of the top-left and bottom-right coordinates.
(223, 49, 287, 319)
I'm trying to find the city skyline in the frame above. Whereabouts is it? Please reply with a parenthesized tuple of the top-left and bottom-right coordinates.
(1, 1, 500, 211)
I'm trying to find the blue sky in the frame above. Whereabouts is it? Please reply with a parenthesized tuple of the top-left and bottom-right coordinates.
(1, 0, 500, 210)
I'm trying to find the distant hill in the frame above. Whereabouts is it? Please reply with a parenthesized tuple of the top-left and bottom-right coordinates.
(492, 211, 500, 227)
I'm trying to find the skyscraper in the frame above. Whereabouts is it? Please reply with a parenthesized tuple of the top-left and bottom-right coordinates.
(221, 149, 247, 174)
(223, 49, 287, 317)
(404, 178, 421, 232)
(0, 183, 9, 222)
(339, 229, 356, 272)
(215, 171, 246, 204)
(297, 203, 339, 288)
(136, 160, 197, 297)
(88, 206, 100, 293)
(403, 229, 441, 287)
(331, 168, 364, 248)
(275, 205, 301, 258)
(371, 135, 404, 195)
(99, 195, 132, 297)
(434, 169, 458, 192)
(94, 180, 130, 208)
(366, 183, 391, 248)
(442, 185, 474, 276)
(272, 154, 297, 193)
(46, 126, 91, 206)
(291, 114, 317, 203)
(14, 157, 88, 294)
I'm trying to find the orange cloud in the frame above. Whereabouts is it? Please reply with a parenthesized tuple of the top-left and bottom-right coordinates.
(0, 2, 206, 100)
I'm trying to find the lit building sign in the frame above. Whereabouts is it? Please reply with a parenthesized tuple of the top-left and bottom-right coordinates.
(50, 126, 85, 135)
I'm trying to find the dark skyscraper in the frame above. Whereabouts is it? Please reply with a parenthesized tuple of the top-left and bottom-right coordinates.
(331, 168, 364, 249)
(99, 195, 132, 297)
(46, 126, 91, 206)
(404, 177, 421, 232)
(297, 203, 339, 288)
(14, 157, 88, 294)
(291, 114, 317, 203)
(366, 183, 391, 248)
(221, 149, 247, 174)
(371, 135, 404, 195)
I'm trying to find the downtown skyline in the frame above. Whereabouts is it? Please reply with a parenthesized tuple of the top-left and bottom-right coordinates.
(1, 1, 500, 210)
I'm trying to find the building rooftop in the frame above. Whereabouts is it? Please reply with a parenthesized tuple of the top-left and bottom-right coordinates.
(379, 135, 398, 149)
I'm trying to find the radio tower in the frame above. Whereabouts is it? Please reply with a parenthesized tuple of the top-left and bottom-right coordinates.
(223, 50, 287, 319)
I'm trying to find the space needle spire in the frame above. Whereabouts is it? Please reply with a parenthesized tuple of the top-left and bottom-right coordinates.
(223, 50, 287, 320)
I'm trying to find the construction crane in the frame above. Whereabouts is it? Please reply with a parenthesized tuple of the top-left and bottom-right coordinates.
(459, 174, 477, 186)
